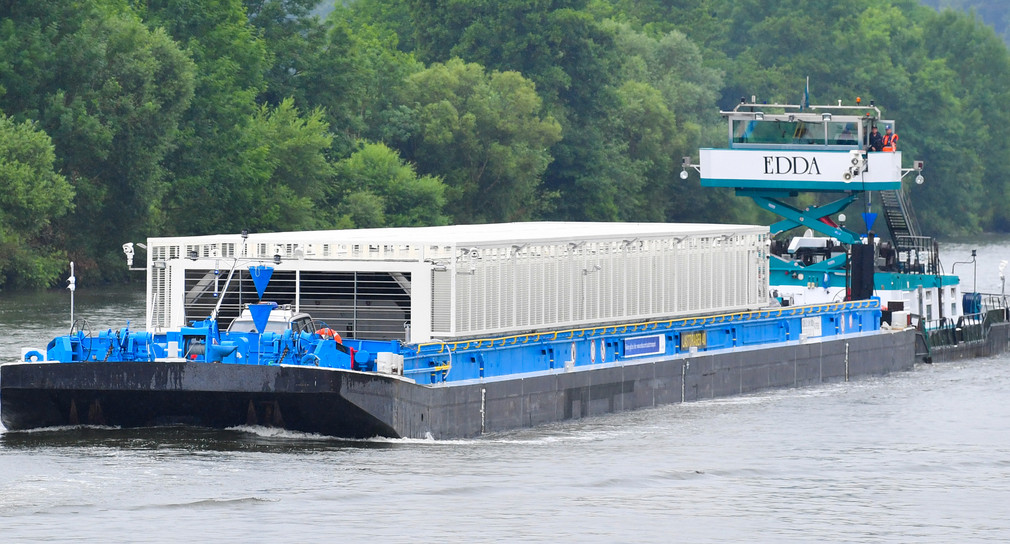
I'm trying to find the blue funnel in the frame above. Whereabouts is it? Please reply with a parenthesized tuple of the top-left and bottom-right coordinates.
(862, 212, 878, 233)
(249, 265, 274, 299)
(248, 303, 274, 334)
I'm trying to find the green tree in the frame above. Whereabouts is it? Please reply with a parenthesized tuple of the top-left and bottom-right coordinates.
(0, 115, 74, 289)
(407, 0, 625, 222)
(143, 0, 272, 236)
(310, 10, 422, 157)
(921, 0, 1010, 44)
(0, 2, 195, 275)
(328, 141, 449, 228)
(597, 0, 725, 49)
(920, 9, 1010, 230)
(242, 0, 329, 107)
(609, 23, 737, 222)
(897, 59, 986, 235)
(398, 59, 562, 223)
(235, 98, 334, 232)
(342, 0, 416, 52)
(160, 98, 333, 235)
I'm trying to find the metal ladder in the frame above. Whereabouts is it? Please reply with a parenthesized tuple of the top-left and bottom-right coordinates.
(879, 188, 921, 245)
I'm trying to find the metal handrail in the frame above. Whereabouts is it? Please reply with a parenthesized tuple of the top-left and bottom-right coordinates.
(893, 186, 922, 238)
(894, 235, 940, 274)
(415, 299, 879, 354)
(917, 292, 1010, 348)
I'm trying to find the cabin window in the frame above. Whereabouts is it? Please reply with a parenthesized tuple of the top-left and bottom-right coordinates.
(827, 122, 859, 146)
(732, 119, 863, 147)
(733, 119, 827, 145)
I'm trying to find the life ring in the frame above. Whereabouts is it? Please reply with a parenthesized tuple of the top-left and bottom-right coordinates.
(316, 328, 342, 343)
(24, 350, 45, 362)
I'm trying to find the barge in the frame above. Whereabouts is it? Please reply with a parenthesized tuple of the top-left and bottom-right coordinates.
(2, 222, 911, 438)
(3, 96, 1006, 438)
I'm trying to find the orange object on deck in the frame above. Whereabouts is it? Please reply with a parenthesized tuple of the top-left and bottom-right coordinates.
(315, 328, 342, 343)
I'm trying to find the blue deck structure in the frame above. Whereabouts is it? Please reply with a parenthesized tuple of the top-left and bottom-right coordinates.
(31, 297, 881, 385)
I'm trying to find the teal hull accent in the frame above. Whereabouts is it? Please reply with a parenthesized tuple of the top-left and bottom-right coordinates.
(702, 178, 901, 191)
(875, 272, 959, 290)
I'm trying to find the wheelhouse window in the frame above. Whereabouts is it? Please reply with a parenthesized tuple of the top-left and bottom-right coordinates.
(732, 118, 862, 147)
(828, 122, 859, 146)
(733, 119, 825, 145)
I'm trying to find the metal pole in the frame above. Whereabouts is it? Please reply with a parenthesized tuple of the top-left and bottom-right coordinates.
(972, 249, 977, 293)
(68, 261, 76, 329)
(211, 235, 249, 321)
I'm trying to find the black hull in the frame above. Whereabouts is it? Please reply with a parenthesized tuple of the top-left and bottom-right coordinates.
(3, 331, 917, 439)
(0, 362, 402, 438)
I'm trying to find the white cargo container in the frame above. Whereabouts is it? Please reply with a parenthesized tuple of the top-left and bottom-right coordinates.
(144, 222, 769, 343)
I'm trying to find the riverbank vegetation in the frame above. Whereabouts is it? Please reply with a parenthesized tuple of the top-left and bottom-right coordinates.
(2, 0, 1008, 288)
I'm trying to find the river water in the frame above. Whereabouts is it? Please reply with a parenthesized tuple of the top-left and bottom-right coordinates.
(2, 240, 1010, 543)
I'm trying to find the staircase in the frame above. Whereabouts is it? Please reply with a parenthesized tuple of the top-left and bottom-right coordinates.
(879, 188, 921, 247)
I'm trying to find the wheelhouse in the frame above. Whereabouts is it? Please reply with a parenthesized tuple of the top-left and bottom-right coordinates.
(729, 115, 889, 151)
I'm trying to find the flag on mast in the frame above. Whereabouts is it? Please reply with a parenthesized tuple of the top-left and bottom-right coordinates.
(801, 76, 810, 109)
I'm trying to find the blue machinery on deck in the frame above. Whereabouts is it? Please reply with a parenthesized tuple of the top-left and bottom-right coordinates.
(37, 298, 882, 386)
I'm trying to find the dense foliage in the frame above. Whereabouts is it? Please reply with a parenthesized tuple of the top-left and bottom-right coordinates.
(921, 1, 1010, 44)
(1, 0, 1008, 288)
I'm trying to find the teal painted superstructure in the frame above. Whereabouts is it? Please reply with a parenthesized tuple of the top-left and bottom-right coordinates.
(874, 272, 959, 290)
(696, 99, 928, 306)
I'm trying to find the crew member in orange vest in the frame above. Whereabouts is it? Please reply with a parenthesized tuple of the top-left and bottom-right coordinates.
(881, 124, 898, 151)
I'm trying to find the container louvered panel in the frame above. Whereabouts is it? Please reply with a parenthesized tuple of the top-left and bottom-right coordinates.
(724, 249, 735, 308)
(586, 255, 598, 320)
(557, 259, 570, 324)
(469, 270, 480, 333)
(545, 260, 557, 324)
(662, 241, 670, 313)
(432, 270, 451, 333)
(151, 266, 169, 330)
(483, 261, 496, 331)
(677, 250, 688, 313)
(474, 262, 485, 330)
(714, 247, 726, 309)
(456, 272, 470, 334)
(690, 242, 701, 311)
(626, 254, 638, 316)
(530, 259, 541, 327)
(502, 259, 515, 331)
(519, 259, 528, 328)
(646, 254, 654, 316)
